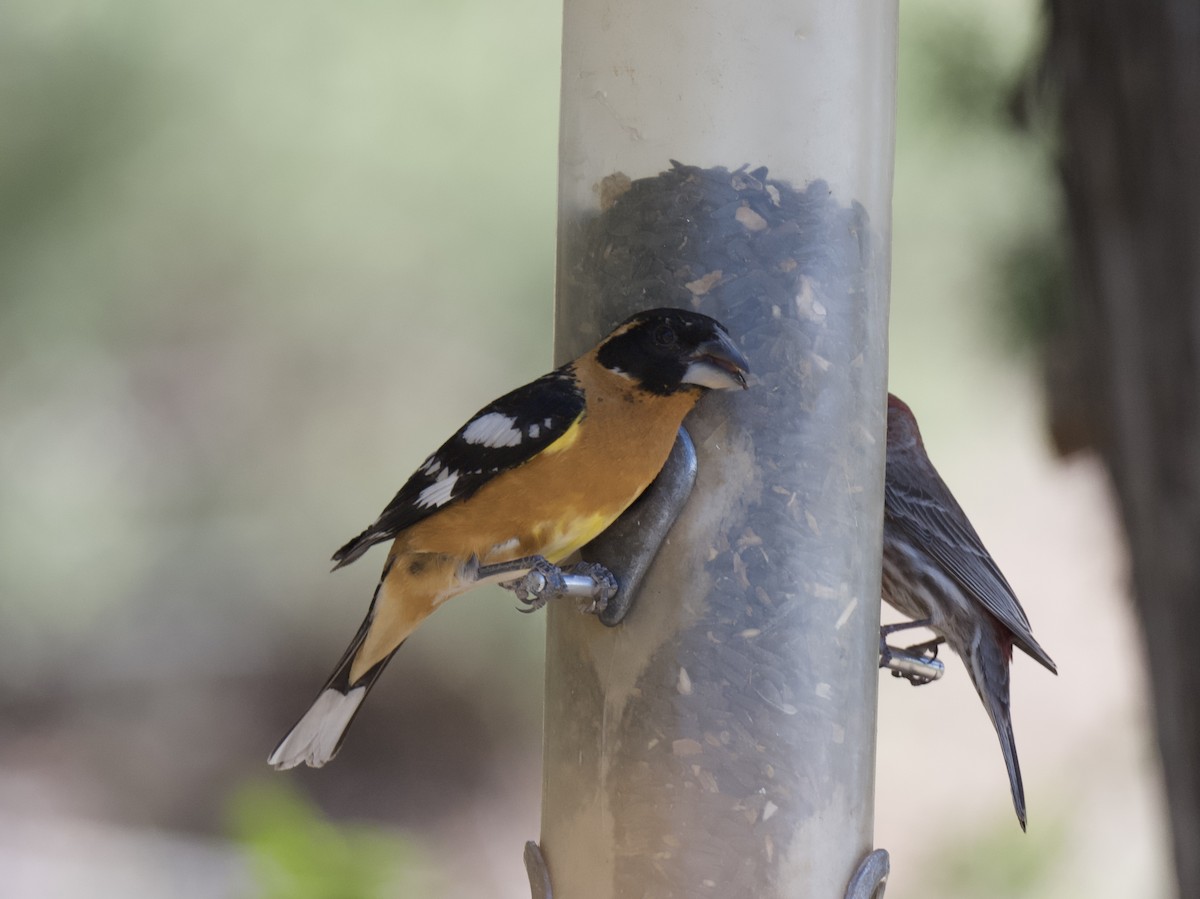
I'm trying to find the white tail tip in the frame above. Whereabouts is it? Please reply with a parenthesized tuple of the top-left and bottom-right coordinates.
(268, 687, 367, 770)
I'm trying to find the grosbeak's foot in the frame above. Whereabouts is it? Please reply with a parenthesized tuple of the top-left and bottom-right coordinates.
(495, 557, 619, 614)
(507, 558, 566, 613)
(567, 562, 618, 614)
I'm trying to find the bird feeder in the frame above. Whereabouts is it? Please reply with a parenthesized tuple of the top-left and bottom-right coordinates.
(537, 2, 898, 896)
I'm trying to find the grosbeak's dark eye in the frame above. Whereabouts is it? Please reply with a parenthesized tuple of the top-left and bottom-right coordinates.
(653, 325, 677, 347)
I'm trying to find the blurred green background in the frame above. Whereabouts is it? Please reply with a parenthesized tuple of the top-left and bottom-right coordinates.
(0, 0, 1169, 896)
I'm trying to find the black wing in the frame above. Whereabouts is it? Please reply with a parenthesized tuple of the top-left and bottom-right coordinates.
(331, 366, 585, 568)
(884, 462, 1057, 673)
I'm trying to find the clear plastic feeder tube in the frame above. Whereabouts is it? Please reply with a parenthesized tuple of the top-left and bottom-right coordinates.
(542, 2, 897, 897)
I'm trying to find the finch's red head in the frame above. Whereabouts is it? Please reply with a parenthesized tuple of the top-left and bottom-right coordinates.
(886, 392, 924, 451)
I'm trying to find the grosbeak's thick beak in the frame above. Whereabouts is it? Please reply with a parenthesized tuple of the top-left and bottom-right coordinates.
(682, 330, 751, 390)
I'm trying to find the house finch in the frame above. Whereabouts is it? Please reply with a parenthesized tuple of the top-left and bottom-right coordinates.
(881, 393, 1057, 830)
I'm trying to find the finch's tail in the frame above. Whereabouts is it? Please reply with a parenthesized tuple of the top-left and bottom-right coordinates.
(969, 630, 1027, 831)
(992, 702, 1026, 832)
(268, 609, 401, 770)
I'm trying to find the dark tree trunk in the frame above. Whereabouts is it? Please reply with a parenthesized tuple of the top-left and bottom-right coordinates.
(1044, 2, 1200, 896)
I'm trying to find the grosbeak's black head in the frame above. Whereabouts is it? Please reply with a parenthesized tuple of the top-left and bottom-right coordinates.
(595, 307, 750, 396)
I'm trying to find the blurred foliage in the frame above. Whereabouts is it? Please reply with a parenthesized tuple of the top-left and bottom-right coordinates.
(907, 5, 1071, 362)
(229, 781, 438, 899)
(0, 0, 560, 691)
(0, 0, 561, 888)
(926, 812, 1068, 898)
(890, 0, 1067, 421)
(905, 11, 1013, 129)
(994, 218, 1070, 355)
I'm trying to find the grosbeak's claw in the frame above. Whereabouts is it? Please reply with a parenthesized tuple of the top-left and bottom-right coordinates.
(567, 562, 618, 614)
(501, 558, 572, 612)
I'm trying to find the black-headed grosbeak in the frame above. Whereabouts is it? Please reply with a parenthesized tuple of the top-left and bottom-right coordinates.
(269, 307, 750, 769)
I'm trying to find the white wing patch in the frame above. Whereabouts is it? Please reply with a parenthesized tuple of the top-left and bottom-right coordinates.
(461, 412, 523, 448)
(528, 424, 540, 439)
(417, 469, 460, 508)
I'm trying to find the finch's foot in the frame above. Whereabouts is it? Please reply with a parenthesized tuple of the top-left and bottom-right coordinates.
(890, 636, 944, 686)
(880, 618, 934, 639)
(878, 633, 894, 670)
(879, 623, 945, 685)
(890, 658, 945, 686)
(903, 635, 943, 662)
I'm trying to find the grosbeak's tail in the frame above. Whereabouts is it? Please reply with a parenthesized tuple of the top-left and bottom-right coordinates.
(268, 687, 367, 770)
(330, 529, 375, 571)
(268, 611, 401, 770)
